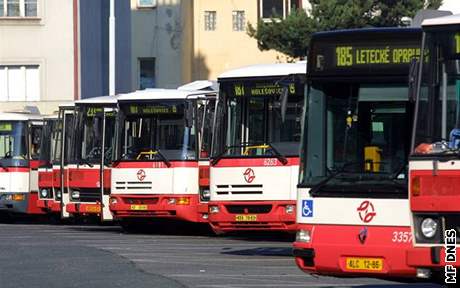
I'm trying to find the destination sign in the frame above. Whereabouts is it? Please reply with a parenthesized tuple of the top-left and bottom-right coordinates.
(335, 46, 420, 67)
(0, 123, 12, 132)
(127, 105, 180, 115)
(308, 30, 422, 76)
(229, 82, 301, 98)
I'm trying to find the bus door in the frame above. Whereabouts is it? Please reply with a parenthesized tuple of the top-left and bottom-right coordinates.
(100, 107, 116, 221)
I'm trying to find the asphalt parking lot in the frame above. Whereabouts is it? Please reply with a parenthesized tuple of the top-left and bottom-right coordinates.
(0, 221, 442, 288)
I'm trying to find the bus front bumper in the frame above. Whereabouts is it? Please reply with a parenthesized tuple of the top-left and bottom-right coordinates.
(293, 224, 416, 278)
(207, 201, 296, 233)
(109, 194, 208, 223)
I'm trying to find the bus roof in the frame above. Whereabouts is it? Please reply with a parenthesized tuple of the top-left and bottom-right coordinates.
(75, 95, 119, 105)
(118, 88, 216, 102)
(422, 13, 460, 26)
(311, 27, 421, 38)
(218, 62, 307, 80)
(0, 112, 43, 121)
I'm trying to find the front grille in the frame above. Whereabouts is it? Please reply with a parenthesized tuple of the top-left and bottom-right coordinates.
(115, 181, 152, 191)
(78, 188, 100, 203)
(225, 205, 272, 214)
(122, 197, 158, 205)
(215, 184, 263, 195)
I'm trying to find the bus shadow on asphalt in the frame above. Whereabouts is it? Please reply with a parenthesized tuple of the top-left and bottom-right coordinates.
(220, 246, 293, 257)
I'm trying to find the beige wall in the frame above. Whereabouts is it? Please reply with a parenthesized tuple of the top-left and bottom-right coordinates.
(191, 0, 287, 81)
(0, 0, 75, 114)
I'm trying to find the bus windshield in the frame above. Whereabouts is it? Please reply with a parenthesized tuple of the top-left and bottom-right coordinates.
(0, 121, 27, 161)
(299, 82, 410, 197)
(412, 30, 460, 155)
(39, 119, 56, 166)
(117, 101, 196, 161)
(212, 80, 303, 158)
(74, 106, 116, 164)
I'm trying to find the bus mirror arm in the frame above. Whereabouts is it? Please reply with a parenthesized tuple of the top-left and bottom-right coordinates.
(408, 58, 419, 103)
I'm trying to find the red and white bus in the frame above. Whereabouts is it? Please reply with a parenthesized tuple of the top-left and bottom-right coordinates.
(37, 114, 62, 214)
(63, 96, 118, 221)
(109, 84, 216, 228)
(409, 14, 460, 280)
(0, 112, 44, 216)
(209, 63, 306, 234)
(293, 28, 422, 277)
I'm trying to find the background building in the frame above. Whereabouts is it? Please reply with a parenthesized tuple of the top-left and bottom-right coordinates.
(0, 0, 131, 114)
(130, 0, 308, 89)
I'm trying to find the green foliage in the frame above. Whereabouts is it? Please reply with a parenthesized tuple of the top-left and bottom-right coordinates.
(248, 0, 443, 58)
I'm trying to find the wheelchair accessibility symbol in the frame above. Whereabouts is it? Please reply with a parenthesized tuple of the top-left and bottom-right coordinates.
(302, 200, 313, 217)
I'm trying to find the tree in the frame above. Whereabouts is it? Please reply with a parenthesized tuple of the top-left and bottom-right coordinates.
(248, 0, 443, 59)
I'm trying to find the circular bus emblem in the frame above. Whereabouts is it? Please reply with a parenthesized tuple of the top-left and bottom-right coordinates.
(137, 169, 146, 181)
(243, 168, 255, 183)
(357, 200, 376, 223)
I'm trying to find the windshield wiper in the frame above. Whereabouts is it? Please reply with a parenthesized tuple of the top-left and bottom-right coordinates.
(154, 149, 171, 168)
(266, 143, 288, 165)
(309, 162, 362, 196)
(0, 161, 8, 171)
(78, 159, 94, 168)
(211, 145, 230, 166)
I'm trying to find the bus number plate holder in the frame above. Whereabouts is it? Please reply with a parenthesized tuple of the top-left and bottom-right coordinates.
(345, 257, 383, 271)
(235, 214, 257, 221)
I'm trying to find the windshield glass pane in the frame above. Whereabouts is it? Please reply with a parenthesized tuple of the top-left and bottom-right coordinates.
(74, 107, 116, 163)
(0, 121, 27, 160)
(39, 119, 53, 164)
(300, 83, 410, 194)
(413, 31, 460, 155)
(213, 80, 303, 158)
(118, 101, 196, 161)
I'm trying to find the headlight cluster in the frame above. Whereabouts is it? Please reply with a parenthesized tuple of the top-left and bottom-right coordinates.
(420, 218, 438, 238)
(200, 188, 211, 202)
(296, 229, 311, 243)
(55, 189, 62, 200)
(40, 189, 53, 199)
(70, 190, 80, 200)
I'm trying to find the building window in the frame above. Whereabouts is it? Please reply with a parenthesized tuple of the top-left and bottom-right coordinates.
(260, 0, 302, 20)
(139, 58, 155, 90)
(0, 65, 40, 102)
(204, 11, 216, 31)
(137, 0, 156, 8)
(0, 0, 37, 17)
(232, 11, 245, 32)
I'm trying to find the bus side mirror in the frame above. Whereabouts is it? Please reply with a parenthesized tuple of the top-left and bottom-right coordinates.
(280, 86, 289, 122)
(408, 58, 419, 103)
(185, 102, 194, 128)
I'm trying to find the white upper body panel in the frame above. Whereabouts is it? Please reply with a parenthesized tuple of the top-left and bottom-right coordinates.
(218, 62, 307, 79)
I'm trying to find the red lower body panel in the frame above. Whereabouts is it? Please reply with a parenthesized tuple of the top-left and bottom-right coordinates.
(66, 203, 101, 215)
(26, 192, 45, 215)
(36, 199, 61, 213)
(110, 194, 207, 223)
(207, 200, 296, 233)
(293, 224, 416, 278)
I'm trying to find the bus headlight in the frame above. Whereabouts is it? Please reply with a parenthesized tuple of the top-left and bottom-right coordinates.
(40, 189, 49, 198)
(296, 229, 311, 243)
(421, 218, 438, 238)
(56, 189, 62, 200)
(167, 198, 176, 205)
(209, 206, 219, 214)
(200, 188, 211, 201)
(71, 190, 80, 200)
(285, 205, 295, 214)
(109, 197, 117, 205)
